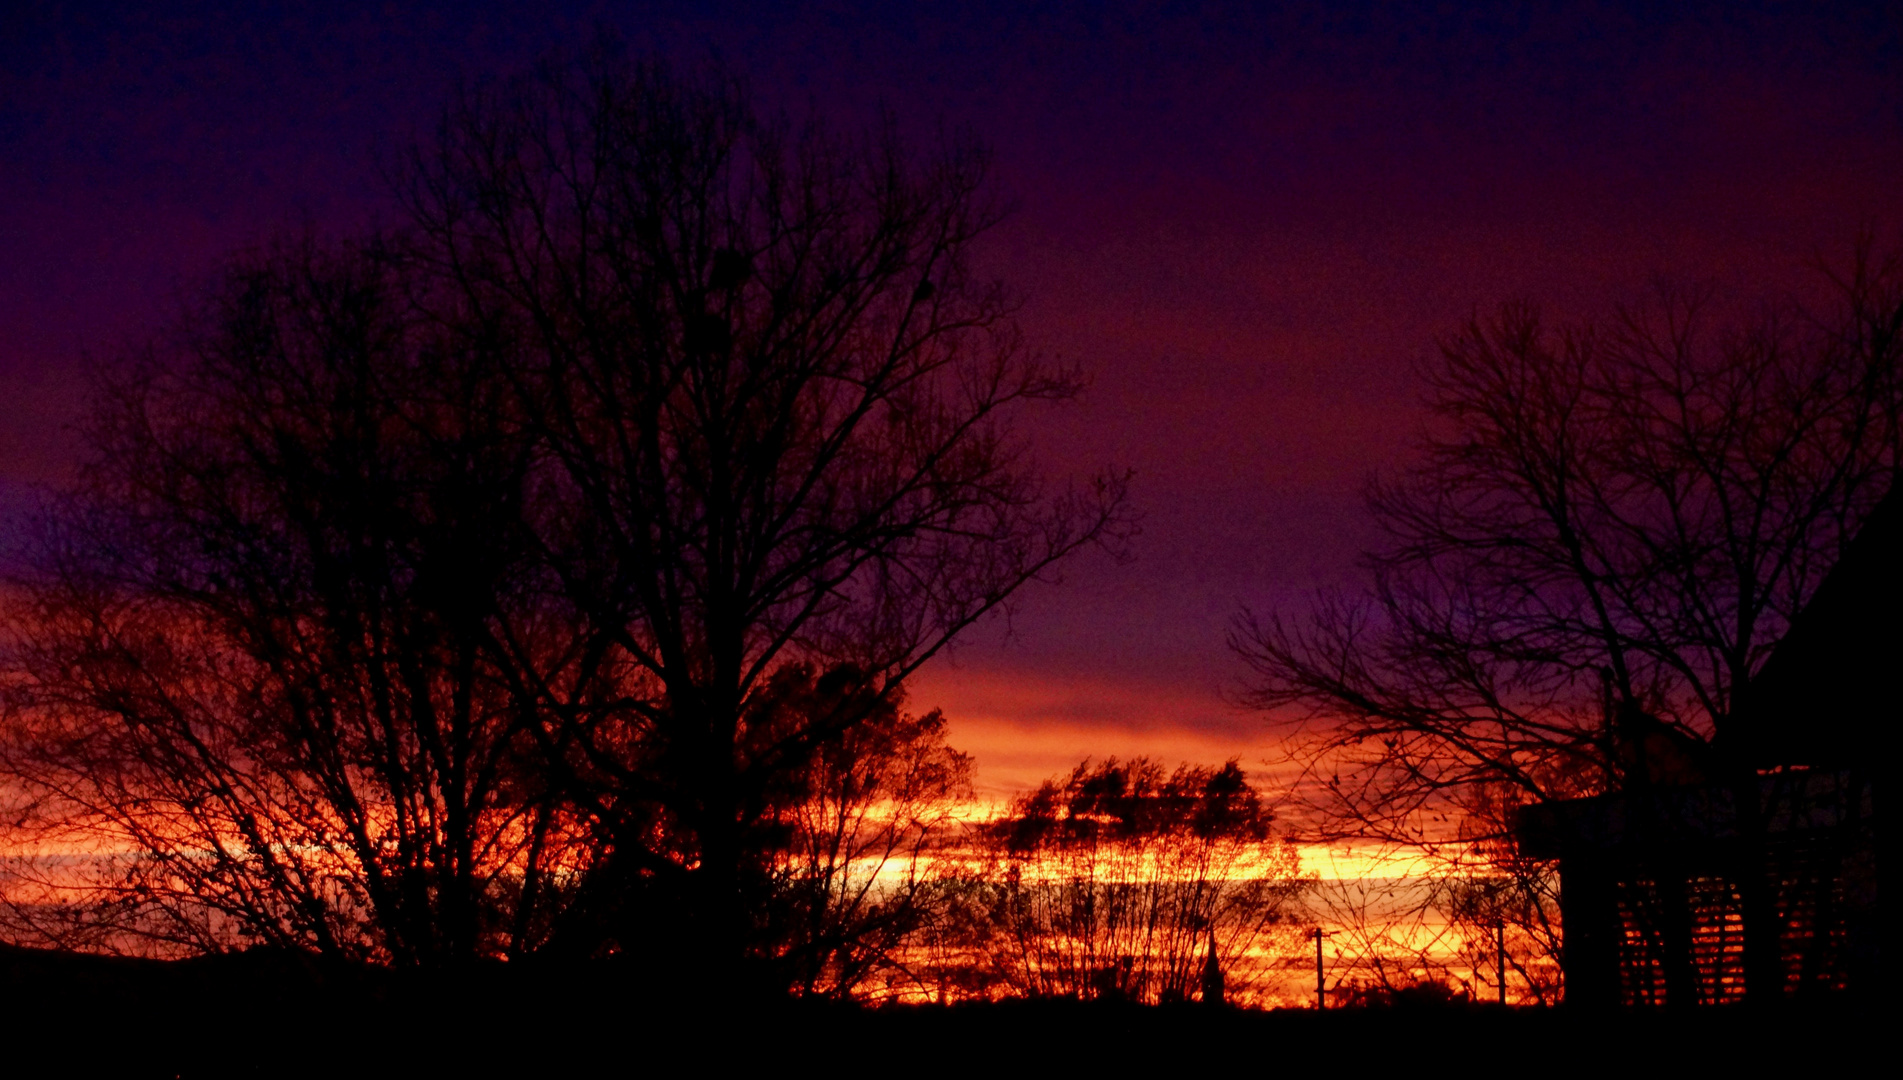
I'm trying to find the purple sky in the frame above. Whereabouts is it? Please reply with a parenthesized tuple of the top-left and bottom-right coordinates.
(4, 2, 1898, 795)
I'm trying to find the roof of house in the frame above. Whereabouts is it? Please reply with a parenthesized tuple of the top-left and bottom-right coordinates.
(1725, 481, 1900, 769)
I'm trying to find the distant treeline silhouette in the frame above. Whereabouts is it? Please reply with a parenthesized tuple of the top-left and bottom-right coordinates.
(932, 758, 1307, 1006)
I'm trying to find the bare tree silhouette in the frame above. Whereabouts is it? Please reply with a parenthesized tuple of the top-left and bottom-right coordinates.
(389, 44, 1132, 989)
(1232, 245, 1903, 998)
(0, 241, 575, 963)
(2, 42, 1129, 994)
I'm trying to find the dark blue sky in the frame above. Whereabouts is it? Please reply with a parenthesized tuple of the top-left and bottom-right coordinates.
(4, 2, 1898, 792)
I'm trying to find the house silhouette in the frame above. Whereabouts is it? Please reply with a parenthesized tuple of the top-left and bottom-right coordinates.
(1518, 486, 1889, 1006)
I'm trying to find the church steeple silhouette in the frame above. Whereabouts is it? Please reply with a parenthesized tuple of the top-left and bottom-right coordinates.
(1200, 932, 1225, 1005)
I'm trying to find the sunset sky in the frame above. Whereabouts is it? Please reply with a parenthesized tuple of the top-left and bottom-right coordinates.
(4, 1, 1898, 797)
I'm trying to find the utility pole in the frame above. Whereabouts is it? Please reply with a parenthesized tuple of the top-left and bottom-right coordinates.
(1313, 928, 1333, 1009)
(1495, 918, 1507, 1005)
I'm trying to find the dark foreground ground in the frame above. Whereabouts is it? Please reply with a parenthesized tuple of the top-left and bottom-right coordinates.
(0, 945, 1882, 1077)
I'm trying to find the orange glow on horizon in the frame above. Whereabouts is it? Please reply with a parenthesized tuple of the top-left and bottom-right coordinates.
(907, 664, 1291, 800)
